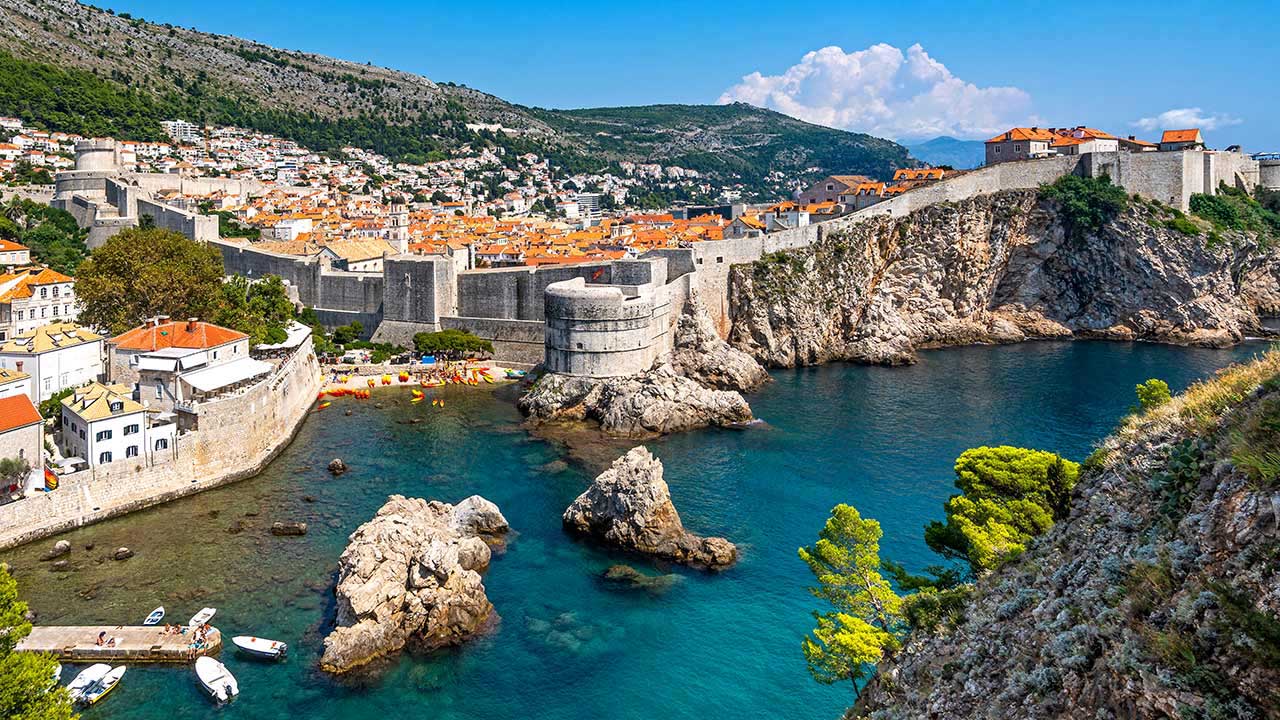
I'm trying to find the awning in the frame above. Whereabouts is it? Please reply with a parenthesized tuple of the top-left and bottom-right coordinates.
(137, 356, 178, 372)
(180, 357, 273, 393)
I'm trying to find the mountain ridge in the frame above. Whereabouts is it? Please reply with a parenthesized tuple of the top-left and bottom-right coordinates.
(0, 0, 915, 195)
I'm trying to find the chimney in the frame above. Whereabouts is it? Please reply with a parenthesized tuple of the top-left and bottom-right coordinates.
(15, 361, 22, 373)
(187, 318, 197, 332)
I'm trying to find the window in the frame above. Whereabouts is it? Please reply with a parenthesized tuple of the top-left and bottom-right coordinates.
(716, 257, 724, 264)
(52, 287, 59, 297)
(40, 307, 46, 318)
(53, 305, 60, 317)
(155, 438, 169, 451)
(109, 401, 123, 412)
(155, 382, 163, 399)
(95, 429, 112, 441)
(213, 350, 219, 360)
(826, 184, 834, 191)
(124, 424, 139, 435)
(1015, 144, 1022, 152)
(63, 305, 69, 315)
(16, 310, 22, 321)
(39, 287, 47, 298)
(126, 446, 138, 458)
(98, 451, 112, 464)
(79, 428, 85, 440)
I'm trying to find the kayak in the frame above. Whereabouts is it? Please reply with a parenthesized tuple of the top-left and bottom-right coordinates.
(143, 606, 165, 625)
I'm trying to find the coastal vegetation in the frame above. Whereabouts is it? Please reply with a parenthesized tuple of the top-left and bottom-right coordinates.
(1037, 174, 1128, 241)
(1189, 184, 1280, 249)
(0, 198, 89, 275)
(413, 329, 494, 359)
(1134, 378, 1172, 411)
(802, 446, 1079, 696)
(76, 227, 297, 341)
(0, 565, 75, 719)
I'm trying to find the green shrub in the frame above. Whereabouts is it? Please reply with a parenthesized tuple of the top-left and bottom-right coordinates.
(1165, 217, 1200, 235)
(1135, 378, 1172, 411)
(1039, 174, 1128, 241)
(1150, 440, 1206, 519)
(1190, 193, 1243, 230)
(1229, 394, 1280, 488)
(413, 329, 494, 358)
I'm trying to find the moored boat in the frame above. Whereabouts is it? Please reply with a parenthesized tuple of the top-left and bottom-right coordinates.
(78, 665, 126, 706)
(67, 663, 110, 704)
(194, 656, 239, 703)
(188, 607, 216, 627)
(231, 635, 288, 661)
(143, 606, 165, 625)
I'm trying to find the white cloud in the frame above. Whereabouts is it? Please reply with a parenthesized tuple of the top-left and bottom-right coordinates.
(717, 43, 1034, 140)
(1131, 108, 1241, 132)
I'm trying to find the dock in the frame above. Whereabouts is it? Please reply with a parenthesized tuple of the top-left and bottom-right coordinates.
(15, 625, 222, 663)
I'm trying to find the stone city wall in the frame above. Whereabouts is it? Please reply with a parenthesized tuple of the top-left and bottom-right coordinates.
(0, 343, 321, 550)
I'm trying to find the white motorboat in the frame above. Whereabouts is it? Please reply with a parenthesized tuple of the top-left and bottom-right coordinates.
(67, 664, 110, 704)
(187, 607, 216, 627)
(143, 606, 165, 625)
(231, 635, 288, 661)
(79, 665, 126, 706)
(194, 656, 239, 704)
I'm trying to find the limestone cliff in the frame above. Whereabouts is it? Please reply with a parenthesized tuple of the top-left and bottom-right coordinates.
(729, 190, 1280, 367)
(854, 352, 1280, 719)
(519, 299, 768, 438)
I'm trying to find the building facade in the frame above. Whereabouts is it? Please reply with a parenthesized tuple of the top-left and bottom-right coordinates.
(0, 322, 103, 401)
(59, 382, 176, 468)
(0, 268, 78, 342)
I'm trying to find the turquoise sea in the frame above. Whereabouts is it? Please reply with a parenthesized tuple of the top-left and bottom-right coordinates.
(2, 340, 1270, 720)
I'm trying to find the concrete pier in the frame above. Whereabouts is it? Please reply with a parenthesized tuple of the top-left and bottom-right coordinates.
(15, 625, 222, 663)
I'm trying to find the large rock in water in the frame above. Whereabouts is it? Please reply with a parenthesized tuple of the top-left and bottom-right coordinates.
(563, 447, 737, 569)
(519, 298, 766, 438)
(320, 494, 509, 673)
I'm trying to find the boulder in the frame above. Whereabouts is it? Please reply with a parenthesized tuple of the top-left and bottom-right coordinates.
(112, 547, 134, 561)
(563, 447, 737, 570)
(320, 494, 509, 674)
(600, 564, 681, 593)
(270, 521, 308, 536)
(40, 540, 71, 561)
(328, 458, 348, 476)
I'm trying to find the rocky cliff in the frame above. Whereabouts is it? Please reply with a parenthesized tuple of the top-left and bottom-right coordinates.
(854, 352, 1280, 719)
(519, 299, 768, 438)
(563, 446, 737, 569)
(321, 495, 509, 673)
(730, 190, 1280, 367)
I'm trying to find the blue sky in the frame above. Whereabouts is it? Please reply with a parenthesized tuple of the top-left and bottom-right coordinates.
(106, 0, 1276, 148)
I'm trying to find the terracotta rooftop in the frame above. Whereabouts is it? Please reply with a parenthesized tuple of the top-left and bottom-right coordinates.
(110, 320, 247, 352)
(1161, 129, 1203, 144)
(0, 393, 40, 434)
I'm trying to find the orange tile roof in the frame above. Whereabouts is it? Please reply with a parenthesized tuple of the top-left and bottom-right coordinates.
(0, 393, 40, 433)
(111, 320, 247, 352)
(986, 127, 1056, 143)
(0, 239, 28, 252)
(1161, 129, 1202, 144)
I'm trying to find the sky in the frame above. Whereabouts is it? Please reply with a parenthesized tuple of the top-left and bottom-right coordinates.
(105, 0, 1278, 149)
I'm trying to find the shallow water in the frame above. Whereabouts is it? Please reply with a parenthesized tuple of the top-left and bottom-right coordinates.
(3, 340, 1269, 719)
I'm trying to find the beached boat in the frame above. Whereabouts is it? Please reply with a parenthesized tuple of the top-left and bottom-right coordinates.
(195, 656, 239, 704)
(143, 606, 165, 625)
(188, 607, 216, 627)
(75, 665, 126, 706)
(231, 635, 288, 661)
(67, 664, 110, 704)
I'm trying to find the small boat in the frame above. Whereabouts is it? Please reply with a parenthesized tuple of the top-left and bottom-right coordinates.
(188, 607, 216, 627)
(67, 664, 110, 704)
(231, 635, 288, 661)
(143, 606, 165, 625)
(317, 401, 331, 410)
(78, 665, 126, 706)
(195, 656, 239, 704)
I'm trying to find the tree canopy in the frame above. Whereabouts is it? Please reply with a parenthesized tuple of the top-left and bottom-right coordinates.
(924, 446, 1079, 573)
(0, 565, 76, 719)
(412, 329, 494, 358)
(74, 227, 226, 335)
(0, 198, 89, 275)
(211, 275, 294, 346)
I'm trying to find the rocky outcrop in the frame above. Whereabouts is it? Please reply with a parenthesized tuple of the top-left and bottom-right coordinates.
(730, 191, 1280, 367)
(854, 351, 1280, 719)
(520, 300, 766, 438)
(320, 494, 509, 673)
(563, 447, 737, 569)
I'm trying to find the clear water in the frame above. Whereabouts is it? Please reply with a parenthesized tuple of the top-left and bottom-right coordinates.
(2, 340, 1269, 720)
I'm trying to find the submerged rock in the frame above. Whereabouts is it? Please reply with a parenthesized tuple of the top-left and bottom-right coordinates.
(112, 547, 133, 561)
(328, 458, 348, 476)
(40, 540, 71, 561)
(563, 447, 737, 569)
(320, 494, 510, 674)
(270, 521, 308, 536)
(599, 564, 681, 593)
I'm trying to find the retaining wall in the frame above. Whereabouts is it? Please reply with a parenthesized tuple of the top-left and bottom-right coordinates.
(0, 344, 321, 550)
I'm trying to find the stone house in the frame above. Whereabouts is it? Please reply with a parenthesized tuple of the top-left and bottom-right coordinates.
(797, 175, 872, 205)
(0, 322, 104, 401)
(723, 215, 766, 240)
(1160, 129, 1205, 152)
(59, 382, 176, 468)
(985, 127, 1057, 165)
(0, 393, 43, 497)
(0, 268, 78, 342)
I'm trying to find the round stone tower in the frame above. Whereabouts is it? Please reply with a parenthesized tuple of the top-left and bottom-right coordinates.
(1259, 158, 1280, 191)
(73, 139, 119, 172)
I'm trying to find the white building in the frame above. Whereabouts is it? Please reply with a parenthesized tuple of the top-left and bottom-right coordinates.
(0, 268, 78, 342)
(59, 382, 176, 468)
(0, 322, 103, 401)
